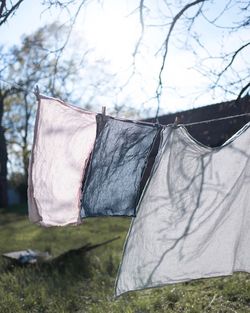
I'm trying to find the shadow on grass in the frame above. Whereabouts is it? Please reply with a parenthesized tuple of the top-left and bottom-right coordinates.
(0, 237, 121, 313)
(2, 236, 120, 282)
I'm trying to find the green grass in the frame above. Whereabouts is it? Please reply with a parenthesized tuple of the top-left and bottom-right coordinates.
(0, 205, 250, 313)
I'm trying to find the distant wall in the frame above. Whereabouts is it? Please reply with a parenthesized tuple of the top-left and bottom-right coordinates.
(145, 95, 250, 147)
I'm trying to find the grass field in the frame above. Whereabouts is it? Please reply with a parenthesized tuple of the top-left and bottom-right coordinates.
(0, 205, 250, 313)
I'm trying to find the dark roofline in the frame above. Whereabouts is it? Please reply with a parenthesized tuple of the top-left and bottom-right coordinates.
(145, 94, 250, 125)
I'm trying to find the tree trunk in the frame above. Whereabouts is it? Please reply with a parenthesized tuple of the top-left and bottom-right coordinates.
(21, 94, 29, 202)
(0, 95, 8, 207)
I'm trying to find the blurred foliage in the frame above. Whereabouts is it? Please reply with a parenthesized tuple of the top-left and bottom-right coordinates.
(1, 22, 117, 188)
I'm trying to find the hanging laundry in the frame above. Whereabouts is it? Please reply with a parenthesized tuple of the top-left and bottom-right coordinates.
(28, 96, 96, 226)
(115, 123, 250, 296)
(81, 117, 159, 217)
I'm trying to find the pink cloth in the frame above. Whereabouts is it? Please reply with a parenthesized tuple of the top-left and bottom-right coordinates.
(28, 96, 96, 226)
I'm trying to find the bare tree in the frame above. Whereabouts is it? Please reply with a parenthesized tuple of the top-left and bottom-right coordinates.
(0, 87, 9, 206)
(40, 1, 250, 116)
(129, 0, 249, 114)
(0, 0, 250, 115)
(1, 22, 115, 203)
(1, 1, 249, 114)
(0, 46, 18, 206)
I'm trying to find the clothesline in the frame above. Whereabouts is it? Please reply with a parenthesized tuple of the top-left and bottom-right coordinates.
(177, 113, 250, 127)
(1, 78, 250, 128)
(28, 95, 250, 296)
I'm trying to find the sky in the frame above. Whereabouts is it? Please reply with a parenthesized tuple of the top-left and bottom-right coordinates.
(0, 0, 249, 117)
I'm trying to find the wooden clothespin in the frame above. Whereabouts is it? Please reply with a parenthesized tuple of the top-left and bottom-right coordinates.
(34, 85, 40, 102)
(100, 106, 106, 123)
(102, 106, 106, 116)
(173, 116, 180, 128)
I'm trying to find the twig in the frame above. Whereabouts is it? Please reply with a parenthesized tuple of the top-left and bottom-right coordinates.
(214, 42, 250, 86)
(207, 294, 217, 308)
(0, 0, 25, 26)
(235, 81, 250, 105)
(133, 0, 145, 57)
(155, 0, 207, 118)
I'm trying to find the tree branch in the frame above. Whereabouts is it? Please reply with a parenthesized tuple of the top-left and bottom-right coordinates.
(133, 0, 145, 57)
(155, 0, 207, 117)
(235, 81, 250, 104)
(0, 0, 25, 26)
(214, 42, 250, 86)
(0, 0, 6, 18)
(49, 0, 88, 91)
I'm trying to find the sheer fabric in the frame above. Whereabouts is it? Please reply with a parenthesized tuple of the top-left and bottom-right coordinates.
(116, 123, 250, 296)
(81, 117, 159, 217)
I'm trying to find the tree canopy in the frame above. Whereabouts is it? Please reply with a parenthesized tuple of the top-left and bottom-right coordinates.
(0, 21, 116, 203)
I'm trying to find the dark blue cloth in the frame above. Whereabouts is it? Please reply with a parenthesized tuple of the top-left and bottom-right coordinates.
(81, 117, 159, 217)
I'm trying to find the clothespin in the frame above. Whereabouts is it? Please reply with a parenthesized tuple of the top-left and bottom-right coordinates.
(155, 117, 160, 125)
(101, 106, 106, 122)
(102, 106, 106, 116)
(34, 85, 40, 102)
(173, 116, 180, 128)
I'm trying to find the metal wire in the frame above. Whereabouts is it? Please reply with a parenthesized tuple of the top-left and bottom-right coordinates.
(175, 113, 250, 127)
